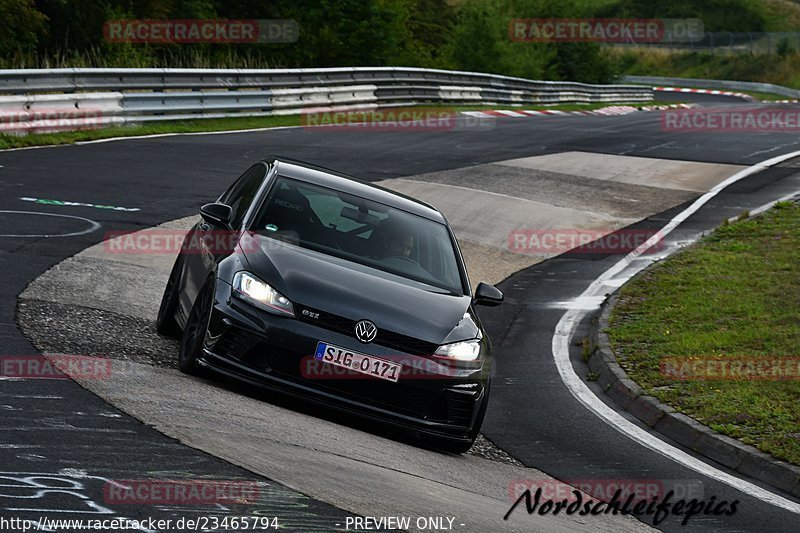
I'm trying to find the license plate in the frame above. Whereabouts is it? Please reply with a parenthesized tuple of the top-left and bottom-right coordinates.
(314, 342, 402, 382)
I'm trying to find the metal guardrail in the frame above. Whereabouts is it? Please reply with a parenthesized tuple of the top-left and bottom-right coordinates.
(616, 31, 800, 55)
(623, 75, 800, 99)
(0, 67, 653, 134)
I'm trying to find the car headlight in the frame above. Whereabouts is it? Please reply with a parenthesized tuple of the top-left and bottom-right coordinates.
(232, 271, 294, 317)
(434, 338, 482, 362)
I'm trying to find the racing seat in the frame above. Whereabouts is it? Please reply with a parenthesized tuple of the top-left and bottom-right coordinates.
(261, 186, 314, 242)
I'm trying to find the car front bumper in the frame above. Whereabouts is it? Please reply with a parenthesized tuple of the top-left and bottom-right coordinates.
(198, 280, 491, 442)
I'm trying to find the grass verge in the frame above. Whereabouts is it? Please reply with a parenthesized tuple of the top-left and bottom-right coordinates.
(649, 85, 796, 102)
(617, 47, 800, 90)
(607, 201, 800, 466)
(0, 102, 655, 150)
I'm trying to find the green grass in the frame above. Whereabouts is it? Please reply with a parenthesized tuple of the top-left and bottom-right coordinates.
(667, 87, 796, 101)
(0, 102, 650, 150)
(639, 83, 797, 101)
(735, 90, 798, 101)
(617, 47, 800, 90)
(606, 0, 800, 89)
(0, 115, 298, 150)
(760, 0, 800, 31)
(607, 202, 800, 465)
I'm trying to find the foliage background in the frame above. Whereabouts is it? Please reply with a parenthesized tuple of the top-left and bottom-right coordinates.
(2, 0, 799, 85)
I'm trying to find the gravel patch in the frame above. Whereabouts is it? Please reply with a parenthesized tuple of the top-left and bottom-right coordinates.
(17, 299, 179, 369)
(469, 434, 525, 466)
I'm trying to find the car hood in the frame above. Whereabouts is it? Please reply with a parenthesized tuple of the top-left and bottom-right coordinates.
(240, 234, 477, 344)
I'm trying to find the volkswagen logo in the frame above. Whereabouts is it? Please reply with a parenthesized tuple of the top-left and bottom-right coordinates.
(354, 320, 378, 343)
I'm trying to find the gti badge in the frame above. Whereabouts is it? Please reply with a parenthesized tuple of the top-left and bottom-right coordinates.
(354, 320, 378, 343)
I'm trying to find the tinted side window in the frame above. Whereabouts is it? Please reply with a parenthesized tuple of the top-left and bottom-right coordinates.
(219, 163, 267, 227)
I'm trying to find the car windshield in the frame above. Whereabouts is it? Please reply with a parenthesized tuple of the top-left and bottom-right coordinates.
(251, 176, 464, 294)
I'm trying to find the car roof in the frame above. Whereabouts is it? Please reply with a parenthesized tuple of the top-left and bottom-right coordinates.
(263, 156, 446, 224)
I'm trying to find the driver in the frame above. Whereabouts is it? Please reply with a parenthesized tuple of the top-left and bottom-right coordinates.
(385, 232, 414, 258)
(377, 219, 414, 258)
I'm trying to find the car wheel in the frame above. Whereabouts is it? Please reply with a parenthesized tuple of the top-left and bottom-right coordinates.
(178, 277, 215, 375)
(156, 256, 183, 337)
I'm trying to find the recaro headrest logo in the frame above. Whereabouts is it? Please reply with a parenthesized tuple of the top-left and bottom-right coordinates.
(275, 199, 303, 211)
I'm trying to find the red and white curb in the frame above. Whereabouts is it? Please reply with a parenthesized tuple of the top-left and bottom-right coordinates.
(461, 103, 695, 119)
(654, 86, 756, 101)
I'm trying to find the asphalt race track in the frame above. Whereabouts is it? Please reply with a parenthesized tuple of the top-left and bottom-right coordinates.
(2, 97, 800, 532)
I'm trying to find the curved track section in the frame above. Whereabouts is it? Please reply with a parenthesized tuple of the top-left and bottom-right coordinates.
(4, 102, 800, 531)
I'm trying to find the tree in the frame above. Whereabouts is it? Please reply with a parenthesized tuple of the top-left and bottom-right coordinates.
(0, 0, 48, 57)
(445, 0, 615, 82)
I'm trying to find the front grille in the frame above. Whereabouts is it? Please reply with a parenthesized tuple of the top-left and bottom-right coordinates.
(296, 305, 439, 355)
(318, 379, 442, 418)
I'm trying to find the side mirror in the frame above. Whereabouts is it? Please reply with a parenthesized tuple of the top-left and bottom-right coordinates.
(474, 282, 504, 307)
(200, 203, 232, 227)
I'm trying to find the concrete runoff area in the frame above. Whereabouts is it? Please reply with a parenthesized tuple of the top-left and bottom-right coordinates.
(388, 164, 697, 219)
(49, 357, 649, 533)
(497, 152, 745, 193)
(16, 151, 751, 531)
(379, 179, 634, 250)
(376, 153, 745, 285)
(18, 216, 652, 533)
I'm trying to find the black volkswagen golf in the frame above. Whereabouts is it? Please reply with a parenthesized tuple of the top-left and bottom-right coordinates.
(156, 157, 503, 452)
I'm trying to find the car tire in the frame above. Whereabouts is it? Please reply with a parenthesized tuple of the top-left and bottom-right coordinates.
(178, 277, 215, 376)
(156, 256, 183, 337)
